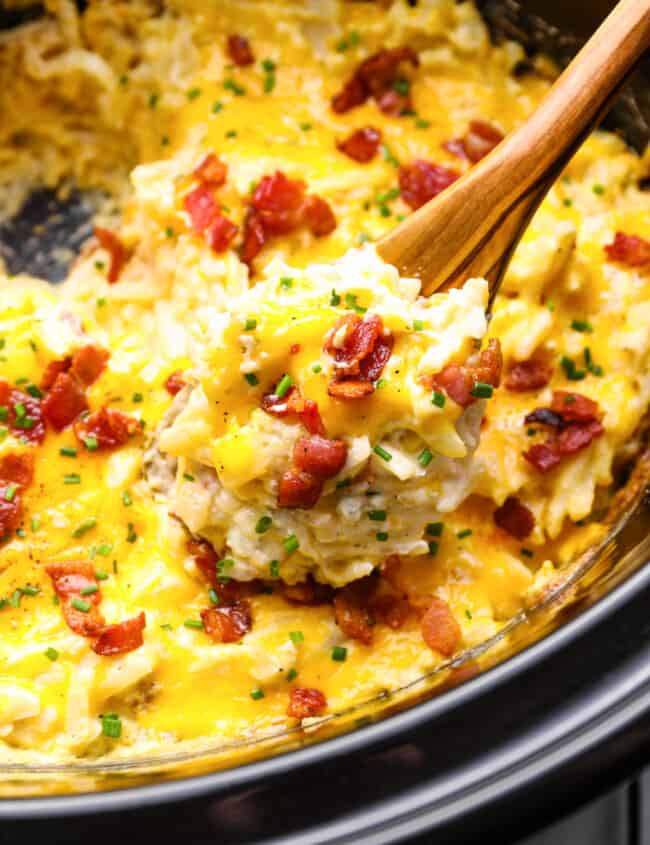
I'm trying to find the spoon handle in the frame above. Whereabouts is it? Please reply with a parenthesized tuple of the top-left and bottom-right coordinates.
(377, 0, 650, 300)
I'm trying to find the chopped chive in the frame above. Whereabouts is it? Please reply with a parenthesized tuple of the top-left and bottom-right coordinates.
(465, 609, 473, 620)
(286, 668, 298, 682)
(244, 318, 257, 331)
(311, 363, 322, 373)
(183, 473, 195, 482)
(263, 72, 276, 93)
(261, 58, 277, 72)
(376, 531, 389, 541)
(431, 390, 446, 408)
(184, 619, 204, 630)
(16, 528, 25, 538)
(84, 435, 99, 451)
(9, 589, 22, 608)
(0, 406, 7, 422)
(21, 584, 39, 596)
(72, 518, 96, 538)
(165, 227, 174, 239)
(27, 384, 43, 399)
(378, 204, 391, 218)
(126, 523, 137, 543)
(122, 490, 132, 507)
(289, 630, 304, 645)
(471, 381, 493, 398)
(250, 687, 265, 700)
(571, 319, 593, 333)
(381, 143, 399, 167)
(368, 510, 387, 521)
(96, 297, 107, 308)
(426, 522, 444, 537)
(208, 588, 220, 605)
(4, 483, 17, 502)
(299, 122, 312, 131)
(375, 378, 387, 389)
(216, 558, 234, 578)
(376, 187, 400, 204)
(415, 117, 431, 129)
(244, 373, 260, 386)
(345, 292, 366, 314)
(59, 446, 77, 458)
(592, 183, 605, 195)
(212, 100, 224, 114)
(373, 444, 392, 462)
(14, 402, 26, 419)
(560, 355, 586, 381)
(457, 529, 473, 539)
(223, 77, 246, 96)
(31, 517, 40, 532)
(64, 473, 81, 485)
(275, 374, 293, 398)
(187, 86, 202, 101)
(225, 130, 237, 139)
(132, 392, 143, 403)
(71, 597, 91, 612)
(95, 570, 109, 581)
(269, 559, 280, 578)
(330, 289, 341, 307)
(255, 515, 273, 534)
(428, 541, 439, 556)
(412, 319, 424, 331)
(527, 427, 537, 436)
(100, 713, 122, 738)
(562, 197, 573, 207)
(283, 534, 299, 555)
(418, 448, 433, 467)
(279, 276, 294, 289)
(393, 78, 410, 95)
(45, 647, 59, 661)
(331, 645, 347, 662)
(80, 585, 98, 596)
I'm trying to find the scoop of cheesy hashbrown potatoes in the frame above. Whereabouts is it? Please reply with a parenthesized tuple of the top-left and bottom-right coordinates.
(0, 0, 647, 765)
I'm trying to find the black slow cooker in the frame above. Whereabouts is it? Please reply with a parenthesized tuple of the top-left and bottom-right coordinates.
(1, 1, 649, 842)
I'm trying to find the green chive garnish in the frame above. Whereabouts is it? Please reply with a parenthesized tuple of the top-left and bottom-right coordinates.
(269, 559, 280, 578)
(289, 630, 304, 644)
(428, 541, 439, 556)
(100, 713, 121, 738)
(244, 373, 259, 386)
(426, 522, 444, 537)
(373, 444, 392, 462)
(418, 448, 433, 467)
(45, 647, 59, 661)
(255, 515, 272, 534)
(457, 529, 473, 539)
(331, 645, 347, 662)
(368, 510, 386, 521)
(432, 390, 446, 408)
(275, 374, 293, 398)
(250, 687, 265, 700)
(244, 318, 257, 331)
(72, 518, 96, 538)
(71, 597, 91, 612)
(376, 532, 389, 541)
(64, 473, 81, 485)
(4, 483, 17, 502)
(471, 382, 493, 399)
(283, 535, 299, 554)
(184, 619, 204, 630)
(571, 319, 593, 333)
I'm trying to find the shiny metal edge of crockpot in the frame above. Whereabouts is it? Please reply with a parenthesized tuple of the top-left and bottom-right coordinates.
(1, 0, 650, 817)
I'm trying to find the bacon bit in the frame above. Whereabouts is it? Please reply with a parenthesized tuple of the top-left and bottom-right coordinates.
(92, 613, 146, 656)
(262, 386, 326, 436)
(41, 357, 71, 391)
(398, 160, 459, 210)
(287, 686, 327, 719)
(279, 576, 334, 606)
(421, 596, 461, 656)
(333, 579, 375, 645)
(73, 407, 138, 451)
(278, 469, 323, 509)
(493, 496, 535, 540)
(331, 47, 419, 114)
(201, 601, 252, 643)
(371, 593, 412, 630)
(70, 345, 110, 387)
(205, 213, 239, 253)
(242, 172, 336, 269)
(193, 153, 227, 187)
(0, 453, 33, 539)
(164, 370, 187, 396)
(46, 562, 106, 637)
(303, 195, 337, 237)
(431, 339, 502, 408)
(186, 538, 263, 604)
(442, 137, 468, 160)
(227, 33, 254, 66)
(94, 227, 129, 284)
(0, 382, 47, 443)
(550, 390, 602, 423)
(337, 126, 382, 163)
(460, 120, 504, 163)
(293, 435, 348, 479)
(325, 313, 393, 399)
(604, 231, 650, 267)
(505, 359, 552, 392)
(523, 390, 604, 472)
(184, 184, 220, 233)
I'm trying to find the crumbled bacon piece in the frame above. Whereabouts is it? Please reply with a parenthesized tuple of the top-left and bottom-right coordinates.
(46, 562, 106, 637)
(431, 339, 502, 408)
(293, 435, 348, 479)
(205, 213, 239, 253)
(242, 172, 336, 269)
(41, 357, 71, 392)
(333, 579, 375, 645)
(445, 120, 503, 163)
(604, 231, 650, 267)
(279, 577, 334, 606)
(0, 452, 33, 539)
(523, 390, 604, 472)
(505, 359, 552, 392)
(421, 596, 461, 656)
(278, 469, 323, 509)
(193, 153, 228, 187)
(331, 47, 419, 114)
(184, 184, 221, 233)
(262, 386, 326, 436)
(325, 313, 393, 399)
(42, 374, 87, 432)
(227, 33, 254, 66)
(398, 160, 459, 210)
(201, 601, 252, 643)
(92, 613, 146, 656)
(0, 381, 46, 443)
(303, 195, 337, 237)
(73, 407, 138, 451)
(287, 686, 327, 719)
(371, 593, 412, 630)
(493, 496, 535, 540)
(337, 127, 382, 163)
(164, 370, 187, 396)
(187, 538, 262, 604)
(71, 345, 110, 387)
(94, 227, 129, 284)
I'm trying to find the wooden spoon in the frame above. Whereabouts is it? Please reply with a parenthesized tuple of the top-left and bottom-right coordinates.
(377, 0, 650, 302)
